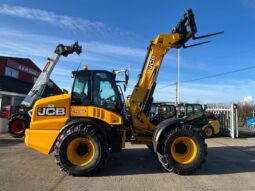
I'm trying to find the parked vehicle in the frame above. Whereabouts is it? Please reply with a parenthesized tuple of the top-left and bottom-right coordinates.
(149, 102, 221, 138)
(177, 103, 220, 138)
(246, 117, 255, 128)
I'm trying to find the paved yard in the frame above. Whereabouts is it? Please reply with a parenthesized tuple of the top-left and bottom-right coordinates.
(0, 134, 255, 191)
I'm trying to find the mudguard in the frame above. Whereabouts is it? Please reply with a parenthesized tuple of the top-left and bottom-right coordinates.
(8, 112, 30, 122)
(60, 118, 108, 138)
(152, 117, 185, 152)
(60, 119, 86, 133)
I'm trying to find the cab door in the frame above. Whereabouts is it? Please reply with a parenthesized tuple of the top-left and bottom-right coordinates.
(92, 72, 123, 114)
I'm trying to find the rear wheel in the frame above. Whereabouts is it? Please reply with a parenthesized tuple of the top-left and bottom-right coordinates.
(204, 126, 214, 138)
(54, 124, 108, 176)
(8, 115, 29, 138)
(158, 126, 206, 175)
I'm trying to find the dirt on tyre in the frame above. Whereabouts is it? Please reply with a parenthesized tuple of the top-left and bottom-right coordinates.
(8, 115, 29, 138)
(54, 124, 108, 176)
(158, 125, 206, 175)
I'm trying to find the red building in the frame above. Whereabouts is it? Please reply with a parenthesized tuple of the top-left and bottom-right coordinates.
(0, 56, 62, 132)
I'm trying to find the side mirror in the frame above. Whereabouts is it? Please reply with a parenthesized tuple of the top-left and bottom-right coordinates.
(125, 70, 129, 85)
(113, 69, 129, 92)
(204, 104, 208, 111)
(123, 84, 127, 92)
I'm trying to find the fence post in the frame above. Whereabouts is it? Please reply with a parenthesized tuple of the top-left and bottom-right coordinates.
(231, 104, 235, 138)
(235, 104, 239, 138)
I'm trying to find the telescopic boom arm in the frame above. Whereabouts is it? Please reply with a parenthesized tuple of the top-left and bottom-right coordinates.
(127, 9, 222, 133)
(21, 42, 82, 107)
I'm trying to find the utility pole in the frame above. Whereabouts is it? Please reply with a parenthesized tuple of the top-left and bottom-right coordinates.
(175, 82, 178, 105)
(177, 48, 181, 104)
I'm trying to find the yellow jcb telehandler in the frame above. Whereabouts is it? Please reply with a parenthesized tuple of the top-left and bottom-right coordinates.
(24, 9, 222, 176)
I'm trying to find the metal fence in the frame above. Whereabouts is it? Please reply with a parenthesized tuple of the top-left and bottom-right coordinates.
(206, 104, 239, 138)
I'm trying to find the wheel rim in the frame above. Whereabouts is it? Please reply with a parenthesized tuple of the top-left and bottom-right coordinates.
(205, 128, 213, 137)
(11, 120, 26, 134)
(171, 136, 197, 164)
(66, 137, 95, 166)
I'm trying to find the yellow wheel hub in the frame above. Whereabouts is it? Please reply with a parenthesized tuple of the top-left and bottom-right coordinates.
(205, 128, 213, 137)
(66, 137, 95, 166)
(171, 136, 197, 164)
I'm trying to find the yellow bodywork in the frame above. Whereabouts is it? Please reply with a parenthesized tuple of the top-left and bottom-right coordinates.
(25, 93, 123, 155)
(30, 93, 71, 130)
(25, 129, 59, 154)
(209, 120, 220, 134)
(25, 93, 70, 154)
(71, 106, 122, 125)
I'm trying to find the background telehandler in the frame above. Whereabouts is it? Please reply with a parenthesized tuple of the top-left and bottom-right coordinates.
(148, 102, 220, 138)
(149, 102, 176, 125)
(8, 42, 81, 137)
(24, 9, 222, 176)
(177, 103, 220, 137)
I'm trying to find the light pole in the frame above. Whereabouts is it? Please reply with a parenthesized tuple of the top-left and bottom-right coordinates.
(177, 48, 181, 104)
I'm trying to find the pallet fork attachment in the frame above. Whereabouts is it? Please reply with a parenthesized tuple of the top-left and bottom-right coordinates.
(172, 9, 223, 48)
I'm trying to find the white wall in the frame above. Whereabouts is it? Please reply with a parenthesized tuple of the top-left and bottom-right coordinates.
(0, 117, 8, 133)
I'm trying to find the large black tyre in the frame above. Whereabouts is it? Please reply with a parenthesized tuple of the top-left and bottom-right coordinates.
(8, 115, 30, 138)
(157, 125, 206, 175)
(54, 124, 109, 176)
(146, 144, 154, 152)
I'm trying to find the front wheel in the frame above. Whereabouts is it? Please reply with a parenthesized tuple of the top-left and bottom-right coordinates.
(158, 126, 206, 175)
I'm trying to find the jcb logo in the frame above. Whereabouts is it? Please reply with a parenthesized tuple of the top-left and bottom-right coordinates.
(147, 55, 156, 74)
(37, 107, 65, 116)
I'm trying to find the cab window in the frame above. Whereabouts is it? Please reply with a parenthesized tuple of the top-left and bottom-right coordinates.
(194, 105, 203, 114)
(71, 73, 90, 106)
(187, 105, 193, 115)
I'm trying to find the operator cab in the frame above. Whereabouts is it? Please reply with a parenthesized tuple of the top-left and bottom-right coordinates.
(149, 103, 177, 125)
(177, 103, 204, 118)
(71, 70, 124, 115)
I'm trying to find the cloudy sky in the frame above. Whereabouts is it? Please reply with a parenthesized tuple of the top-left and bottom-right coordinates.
(0, 0, 255, 104)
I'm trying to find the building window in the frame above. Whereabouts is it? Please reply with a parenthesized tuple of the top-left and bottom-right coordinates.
(0, 95, 12, 118)
(5, 67, 19, 79)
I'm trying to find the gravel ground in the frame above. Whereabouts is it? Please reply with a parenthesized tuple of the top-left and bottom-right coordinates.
(0, 134, 255, 191)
